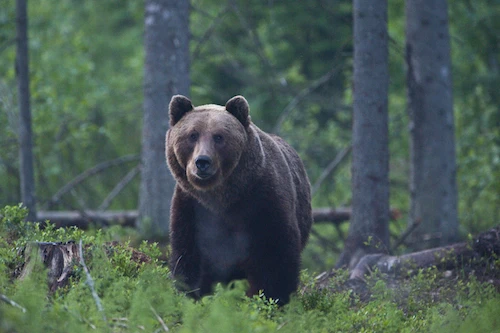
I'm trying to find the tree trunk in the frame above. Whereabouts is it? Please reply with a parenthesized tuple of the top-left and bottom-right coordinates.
(337, 0, 390, 269)
(138, 0, 190, 240)
(16, 0, 36, 222)
(406, 0, 458, 250)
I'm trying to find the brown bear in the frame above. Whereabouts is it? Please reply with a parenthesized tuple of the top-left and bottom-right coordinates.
(166, 95, 312, 305)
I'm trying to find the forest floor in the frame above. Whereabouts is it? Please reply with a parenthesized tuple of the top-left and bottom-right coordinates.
(2, 204, 500, 332)
(309, 226, 500, 312)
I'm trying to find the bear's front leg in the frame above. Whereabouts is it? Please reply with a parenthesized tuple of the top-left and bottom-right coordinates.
(246, 253, 300, 305)
(170, 187, 201, 294)
(245, 227, 301, 305)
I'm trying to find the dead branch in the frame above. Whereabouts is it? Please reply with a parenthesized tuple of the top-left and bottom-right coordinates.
(45, 154, 140, 209)
(313, 207, 400, 225)
(98, 165, 140, 211)
(273, 67, 341, 134)
(390, 218, 421, 253)
(311, 228, 340, 253)
(313, 207, 352, 224)
(230, 1, 277, 83)
(151, 306, 170, 332)
(79, 239, 107, 324)
(0, 38, 16, 54)
(334, 223, 345, 241)
(0, 294, 26, 313)
(192, 4, 231, 61)
(311, 145, 352, 196)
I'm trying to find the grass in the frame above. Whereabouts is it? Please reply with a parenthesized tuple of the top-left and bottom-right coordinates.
(1, 204, 499, 332)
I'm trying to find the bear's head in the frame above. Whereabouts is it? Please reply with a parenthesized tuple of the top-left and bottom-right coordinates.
(166, 95, 251, 191)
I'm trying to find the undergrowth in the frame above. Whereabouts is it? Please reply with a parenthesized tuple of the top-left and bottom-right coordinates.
(1, 205, 499, 332)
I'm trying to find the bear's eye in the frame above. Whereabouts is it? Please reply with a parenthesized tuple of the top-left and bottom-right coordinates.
(213, 134, 224, 144)
(189, 132, 199, 142)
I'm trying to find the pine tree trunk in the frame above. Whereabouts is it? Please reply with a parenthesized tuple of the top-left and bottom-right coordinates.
(16, 0, 36, 222)
(138, 0, 190, 240)
(337, 0, 390, 268)
(406, 0, 458, 250)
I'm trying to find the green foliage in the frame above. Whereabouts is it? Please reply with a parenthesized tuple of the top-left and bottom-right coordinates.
(450, 0, 500, 234)
(1, 0, 143, 210)
(1, 206, 500, 332)
(179, 282, 279, 333)
(0, 203, 30, 240)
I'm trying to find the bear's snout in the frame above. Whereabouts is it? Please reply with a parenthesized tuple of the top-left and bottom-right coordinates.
(195, 155, 212, 175)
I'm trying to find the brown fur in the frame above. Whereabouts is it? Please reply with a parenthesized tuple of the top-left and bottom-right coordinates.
(166, 95, 312, 304)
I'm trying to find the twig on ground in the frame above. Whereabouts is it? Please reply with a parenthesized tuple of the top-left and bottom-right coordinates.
(150, 305, 169, 332)
(78, 240, 107, 324)
(0, 294, 26, 313)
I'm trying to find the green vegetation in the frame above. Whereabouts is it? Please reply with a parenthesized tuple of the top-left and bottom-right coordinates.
(0, 0, 499, 272)
(1, 205, 499, 332)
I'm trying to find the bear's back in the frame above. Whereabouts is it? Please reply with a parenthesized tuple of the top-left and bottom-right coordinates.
(265, 133, 313, 249)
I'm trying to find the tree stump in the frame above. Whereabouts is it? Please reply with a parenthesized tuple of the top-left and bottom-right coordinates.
(18, 241, 80, 292)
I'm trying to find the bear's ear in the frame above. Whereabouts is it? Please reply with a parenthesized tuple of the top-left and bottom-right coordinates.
(169, 95, 194, 127)
(225, 96, 250, 127)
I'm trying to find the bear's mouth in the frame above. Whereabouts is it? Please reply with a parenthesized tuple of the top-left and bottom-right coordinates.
(187, 169, 219, 189)
(195, 172, 213, 180)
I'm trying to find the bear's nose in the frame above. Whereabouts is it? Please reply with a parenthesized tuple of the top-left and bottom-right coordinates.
(195, 155, 212, 172)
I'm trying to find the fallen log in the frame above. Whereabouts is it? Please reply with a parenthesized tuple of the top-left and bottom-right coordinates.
(349, 226, 500, 280)
(312, 225, 500, 296)
(36, 210, 138, 229)
(35, 207, 401, 229)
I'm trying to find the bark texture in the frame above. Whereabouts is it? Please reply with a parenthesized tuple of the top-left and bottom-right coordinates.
(406, 0, 458, 250)
(337, 0, 390, 269)
(138, 0, 190, 239)
(16, 0, 36, 222)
